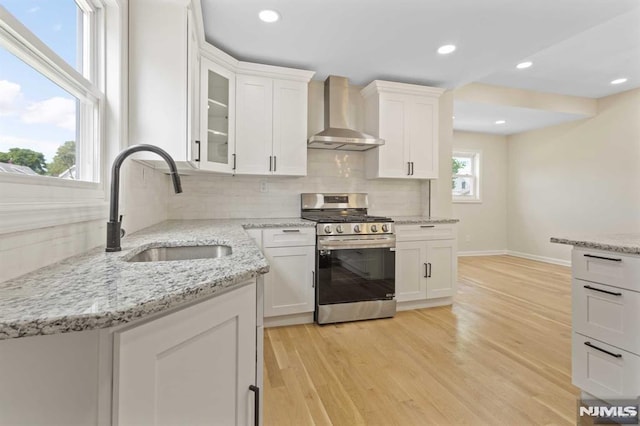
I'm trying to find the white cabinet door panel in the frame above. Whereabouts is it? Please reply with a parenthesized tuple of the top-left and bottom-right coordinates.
(235, 75, 273, 175)
(426, 239, 457, 299)
(407, 97, 438, 179)
(272, 79, 307, 176)
(378, 96, 408, 178)
(114, 283, 256, 426)
(263, 246, 315, 317)
(396, 241, 427, 302)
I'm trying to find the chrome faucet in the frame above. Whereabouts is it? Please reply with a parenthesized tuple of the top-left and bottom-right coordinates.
(106, 144, 183, 252)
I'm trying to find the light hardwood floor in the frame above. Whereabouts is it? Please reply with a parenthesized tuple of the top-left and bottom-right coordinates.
(263, 255, 580, 425)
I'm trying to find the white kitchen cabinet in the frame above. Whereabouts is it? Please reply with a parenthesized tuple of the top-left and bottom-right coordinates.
(235, 73, 311, 176)
(362, 80, 444, 179)
(569, 248, 640, 404)
(198, 57, 236, 173)
(395, 224, 457, 307)
(114, 282, 259, 426)
(251, 227, 316, 325)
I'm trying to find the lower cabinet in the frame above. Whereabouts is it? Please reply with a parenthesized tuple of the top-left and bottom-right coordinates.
(263, 245, 316, 317)
(395, 224, 457, 304)
(114, 282, 260, 426)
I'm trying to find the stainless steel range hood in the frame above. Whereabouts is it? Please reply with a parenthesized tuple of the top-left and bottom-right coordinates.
(308, 76, 384, 151)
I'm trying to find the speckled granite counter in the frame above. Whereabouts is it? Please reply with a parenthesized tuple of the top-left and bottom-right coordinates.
(392, 216, 459, 225)
(0, 218, 314, 340)
(550, 233, 640, 255)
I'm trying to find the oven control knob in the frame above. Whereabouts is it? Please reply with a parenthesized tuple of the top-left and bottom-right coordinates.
(354, 225, 361, 233)
(324, 225, 332, 234)
(336, 225, 344, 233)
(382, 224, 389, 232)
(371, 224, 378, 233)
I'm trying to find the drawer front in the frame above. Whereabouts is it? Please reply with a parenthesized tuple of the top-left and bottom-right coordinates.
(573, 279, 640, 355)
(573, 249, 640, 292)
(573, 333, 640, 401)
(396, 224, 455, 242)
(262, 228, 315, 248)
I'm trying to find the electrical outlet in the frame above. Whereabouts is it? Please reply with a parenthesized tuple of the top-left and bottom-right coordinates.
(259, 180, 268, 193)
(465, 235, 471, 242)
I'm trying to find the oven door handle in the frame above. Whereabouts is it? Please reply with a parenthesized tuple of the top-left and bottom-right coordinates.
(317, 238, 396, 250)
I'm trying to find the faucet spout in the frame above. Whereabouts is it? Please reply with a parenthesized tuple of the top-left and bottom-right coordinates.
(106, 144, 182, 252)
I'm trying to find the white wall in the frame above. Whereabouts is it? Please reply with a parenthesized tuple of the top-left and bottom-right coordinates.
(0, 162, 169, 283)
(453, 131, 508, 254)
(507, 88, 640, 263)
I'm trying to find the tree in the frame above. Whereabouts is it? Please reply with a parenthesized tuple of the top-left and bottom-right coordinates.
(0, 148, 47, 175)
(452, 158, 465, 189)
(47, 141, 76, 177)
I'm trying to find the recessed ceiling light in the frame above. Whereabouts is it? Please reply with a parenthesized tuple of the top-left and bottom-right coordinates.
(611, 78, 628, 85)
(495, 120, 506, 125)
(258, 10, 280, 23)
(516, 61, 533, 69)
(437, 44, 456, 55)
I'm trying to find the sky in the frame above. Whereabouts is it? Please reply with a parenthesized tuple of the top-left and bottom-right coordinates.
(0, 0, 79, 163)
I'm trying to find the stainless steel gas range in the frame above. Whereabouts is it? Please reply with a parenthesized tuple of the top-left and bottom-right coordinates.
(301, 193, 396, 324)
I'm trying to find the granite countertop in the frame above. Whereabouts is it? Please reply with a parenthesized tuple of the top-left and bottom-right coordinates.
(0, 218, 314, 340)
(392, 216, 459, 225)
(550, 233, 640, 255)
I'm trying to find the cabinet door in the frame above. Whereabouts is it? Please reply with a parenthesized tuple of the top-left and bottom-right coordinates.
(199, 58, 235, 173)
(377, 95, 411, 178)
(186, 9, 200, 166)
(272, 79, 307, 176)
(407, 96, 438, 179)
(426, 239, 457, 299)
(114, 283, 257, 426)
(396, 241, 428, 302)
(263, 245, 315, 317)
(235, 75, 273, 175)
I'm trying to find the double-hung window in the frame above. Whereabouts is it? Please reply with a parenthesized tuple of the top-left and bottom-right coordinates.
(452, 151, 481, 202)
(0, 1, 114, 234)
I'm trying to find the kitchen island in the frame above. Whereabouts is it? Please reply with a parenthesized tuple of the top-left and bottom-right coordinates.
(551, 234, 640, 406)
(0, 218, 313, 425)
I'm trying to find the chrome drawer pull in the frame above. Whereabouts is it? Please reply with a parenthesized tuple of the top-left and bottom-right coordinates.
(282, 229, 301, 233)
(583, 285, 622, 296)
(584, 341, 622, 359)
(583, 253, 622, 262)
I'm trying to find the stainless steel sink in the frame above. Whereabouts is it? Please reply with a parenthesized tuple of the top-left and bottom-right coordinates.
(127, 245, 232, 262)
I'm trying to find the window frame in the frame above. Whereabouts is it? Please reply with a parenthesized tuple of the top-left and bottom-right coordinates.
(452, 150, 482, 203)
(0, 1, 120, 235)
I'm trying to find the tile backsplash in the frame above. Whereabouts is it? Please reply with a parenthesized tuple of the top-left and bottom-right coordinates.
(169, 149, 429, 219)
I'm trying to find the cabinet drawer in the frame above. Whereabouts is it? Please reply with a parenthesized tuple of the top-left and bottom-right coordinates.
(573, 279, 640, 355)
(262, 228, 315, 248)
(396, 224, 455, 241)
(573, 333, 640, 401)
(573, 249, 640, 292)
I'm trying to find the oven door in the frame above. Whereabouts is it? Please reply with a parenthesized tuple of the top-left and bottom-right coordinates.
(316, 236, 396, 306)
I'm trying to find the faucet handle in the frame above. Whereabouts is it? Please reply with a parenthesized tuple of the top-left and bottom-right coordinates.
(120, 228, 126, 238)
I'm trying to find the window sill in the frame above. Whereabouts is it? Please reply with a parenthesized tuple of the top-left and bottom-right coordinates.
(453, 198, 482, 204)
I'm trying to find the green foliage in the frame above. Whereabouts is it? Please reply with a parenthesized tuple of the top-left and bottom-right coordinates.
(452, 158, 465, 189)
(47, 141, 76, 177)
(0, 148, 47, 175)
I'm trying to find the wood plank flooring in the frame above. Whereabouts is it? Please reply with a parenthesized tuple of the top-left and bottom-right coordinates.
(263, 255, 580, 425)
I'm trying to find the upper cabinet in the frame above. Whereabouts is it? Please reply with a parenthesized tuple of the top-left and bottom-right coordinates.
(235, 67, 314, 176)
(362, 81, 445, 179)
(198, 58, 235, 173)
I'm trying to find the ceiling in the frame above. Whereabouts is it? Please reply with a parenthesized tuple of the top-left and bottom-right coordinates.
(200, 0, 640, 135)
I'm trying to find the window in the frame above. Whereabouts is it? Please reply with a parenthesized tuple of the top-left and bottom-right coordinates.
(452, 151, 481, 202)
(0, 1, 102, 182)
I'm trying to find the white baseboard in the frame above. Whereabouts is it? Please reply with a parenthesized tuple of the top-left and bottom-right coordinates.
(264, 312, 314, 328)
(458, 250, 508, 257)
(506, 250, 571, 267)
(397, 297, 453, 312)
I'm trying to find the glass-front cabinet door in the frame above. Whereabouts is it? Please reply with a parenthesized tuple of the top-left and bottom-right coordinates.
(199, 57, 235, 172)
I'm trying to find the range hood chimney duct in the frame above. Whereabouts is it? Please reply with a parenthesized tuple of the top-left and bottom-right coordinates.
(308, 76, 384, 151)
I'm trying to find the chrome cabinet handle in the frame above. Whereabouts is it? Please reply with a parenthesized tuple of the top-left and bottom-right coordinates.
(583, 253, 622, 262)
(584, 341, 622, 359)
